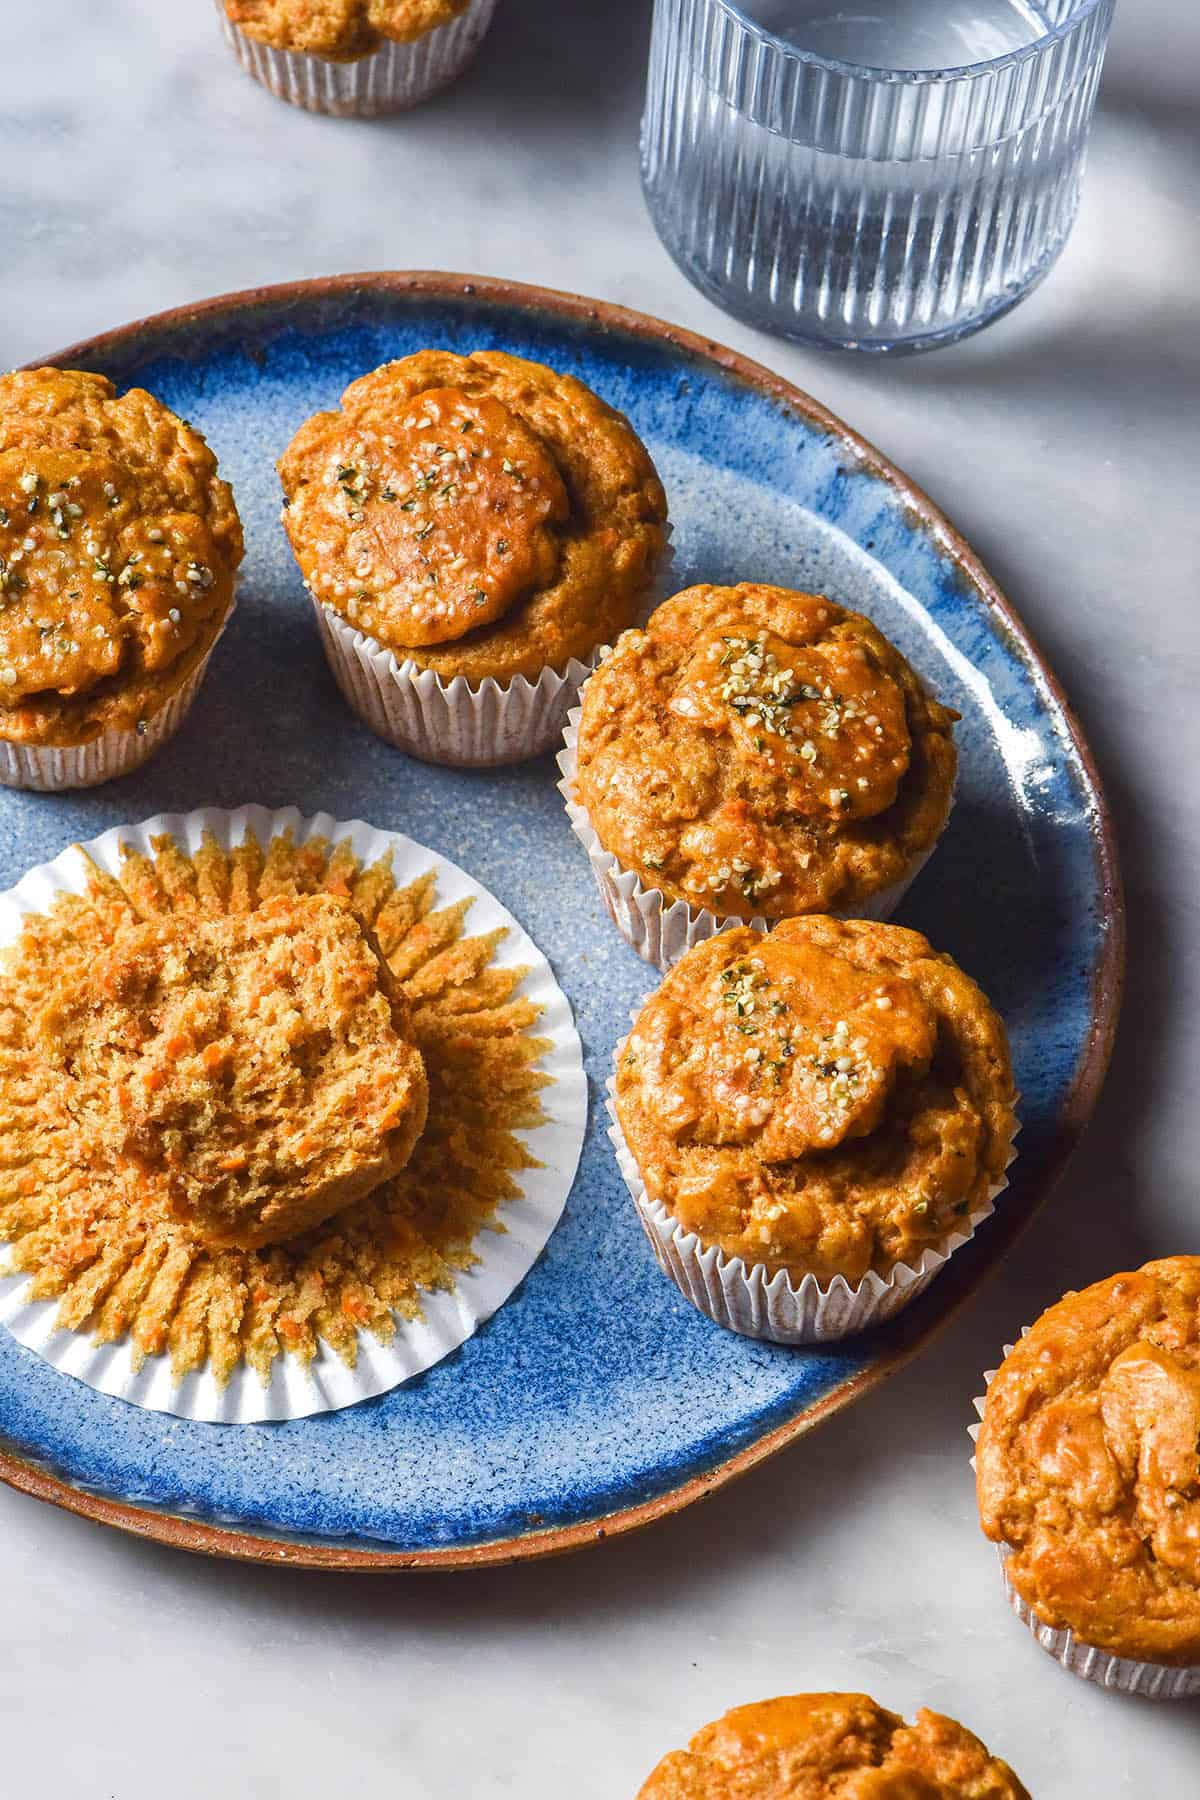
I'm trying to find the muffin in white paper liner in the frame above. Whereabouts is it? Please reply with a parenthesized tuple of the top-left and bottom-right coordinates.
(558, 707, 937, 972)
(0, 615, 230, 793)
(606, 1073, 1013, 1344)
(315, 600, 604, 767)
(969, 1345, 1200, 1700)
(313, 527, 674, 767)
(0, 805, 586, 1423)
(216, 0, 497, 117)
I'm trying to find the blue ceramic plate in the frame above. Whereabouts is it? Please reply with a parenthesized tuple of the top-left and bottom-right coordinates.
(0, 274, 1121, 1568)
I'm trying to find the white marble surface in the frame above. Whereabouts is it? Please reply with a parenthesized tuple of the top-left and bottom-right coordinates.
(3, 4, 1199, 1795)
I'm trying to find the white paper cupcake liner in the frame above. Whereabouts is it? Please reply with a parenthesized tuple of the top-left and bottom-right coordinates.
(315, 600, 604, 767)
(0, 805, 586, 1423)
(216, 0, 497, 116)
(969, 1343, 1200, 1699)
(312, 525, 674, 767)
(606, 1075, 1013, 1344)
(0, 621, 227, 793)
(558, 707, 938, 971)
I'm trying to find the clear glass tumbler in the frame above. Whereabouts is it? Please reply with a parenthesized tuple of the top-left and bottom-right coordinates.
(641, 0, 1116, 352)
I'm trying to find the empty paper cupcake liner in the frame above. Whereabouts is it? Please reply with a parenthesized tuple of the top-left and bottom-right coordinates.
(969, 1345, 1200, 1699)
(558, 708, 937, 971)
(216, 0, 498, 116)
(0, 617, 229, 794)
(606, 1075, 1013, 1344)
(0, 805, 586, 1422)
(315, 600, 603, 767)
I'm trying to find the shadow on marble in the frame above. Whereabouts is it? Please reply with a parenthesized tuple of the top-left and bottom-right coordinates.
(374, 0, 651, 138)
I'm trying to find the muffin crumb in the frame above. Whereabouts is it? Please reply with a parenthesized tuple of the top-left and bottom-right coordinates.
(0, 829, 551, 1387)
(36, 892, 428, 1250)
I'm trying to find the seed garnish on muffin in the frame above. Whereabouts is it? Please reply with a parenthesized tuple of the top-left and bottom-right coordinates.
(281, 349, 668, 762)
(976, 1256, 1200, 1681)
(288, 385, 570, 652)
(281, 349, 667, 683)
(637, 1692, 1030, 1799)
(569, 582, 955, 940)
(616, 918, 1015, 1289)
(0, 369, 242, 785)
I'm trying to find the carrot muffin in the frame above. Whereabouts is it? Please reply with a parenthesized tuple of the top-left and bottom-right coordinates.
(226, 0, 468, 57)
(567, 583, 956, 964)
(34, 892, 428, 1250)
(0, 824, 557, 1392)
(976, 1257, 1200, 1688)
(0, 368, 242, 789)
(613, 917, 1015, 1339)
(638, 1693, 1030, 1799)
(219, 0, 499, 117)
(280, 349, 668, 763)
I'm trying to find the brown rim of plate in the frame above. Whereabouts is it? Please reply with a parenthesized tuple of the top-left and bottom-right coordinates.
(1, 270, 1124, 1572)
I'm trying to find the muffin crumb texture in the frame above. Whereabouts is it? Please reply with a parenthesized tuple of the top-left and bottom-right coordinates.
(0, 369, 242, 748)
(977, 1256, 1200, 1667)
(615, 917, 1015, 1283)
(225, 0, 468, 59)
(0, 829, 551, 1386)
(575, 583, 956, 919)
(35, 893, 428, 1250)
(637, 1692, 1030, 1799)
(279, 349, 667, 682)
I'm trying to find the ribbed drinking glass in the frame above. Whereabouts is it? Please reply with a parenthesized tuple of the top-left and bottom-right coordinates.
(641, 0, 1116, 352)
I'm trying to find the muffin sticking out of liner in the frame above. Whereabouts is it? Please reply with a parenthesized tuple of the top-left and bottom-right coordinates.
(219, 0, 499, 116)
(612, 916, 1016, 1342)
(974, 1256, 1200, 1698)
(636, 1692, 1030, 1799)
(562, 582, 956, 969)
(0, 368, 242, 791)
(280, 349, 668, 765)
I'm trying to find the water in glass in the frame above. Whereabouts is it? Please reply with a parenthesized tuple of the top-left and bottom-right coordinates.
(746, 0, 1052, 70)
(641, 0, 1112, 351)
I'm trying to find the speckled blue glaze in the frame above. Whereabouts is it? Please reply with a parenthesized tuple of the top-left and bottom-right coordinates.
(0, 284, 1114, 1555)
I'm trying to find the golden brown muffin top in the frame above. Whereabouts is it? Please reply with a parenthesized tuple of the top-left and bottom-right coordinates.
(574, 585, 957, 919)
(34, 892, 428, 1251)
(976, 1256, 1200, 1667)
(0, 369, 242, 748)
(279, 349, 667, 683)
(637, 1694, 1030, 1799)
(615, 917, 1015, 1283)
(225, 0, 467, 59)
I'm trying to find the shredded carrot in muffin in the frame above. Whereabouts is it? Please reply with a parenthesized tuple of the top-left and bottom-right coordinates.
(0, 829, 551, 1387)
